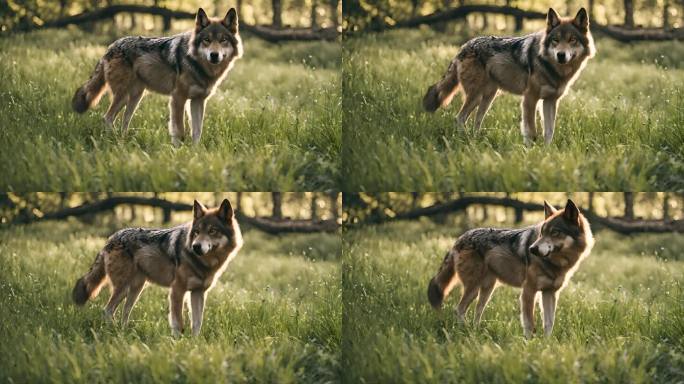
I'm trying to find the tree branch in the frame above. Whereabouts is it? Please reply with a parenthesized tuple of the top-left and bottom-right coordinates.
(357, 196, 684, 234)
(9, 196, 339, 234)
(27, 5, 339, 42)
(366, 4, 684, 42)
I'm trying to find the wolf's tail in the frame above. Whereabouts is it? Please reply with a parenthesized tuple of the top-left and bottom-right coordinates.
(427, 249, 460, 309)
(423, 59, 460, 112)
(72, 251, 107, 306)
(72, 59, 106, 113)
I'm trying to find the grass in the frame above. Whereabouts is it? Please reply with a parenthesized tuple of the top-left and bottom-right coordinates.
(0, 219, 341, 383)
(342, 219, 684, 383)
(0, 28, 341, 191)
(342, 28, 684, 191)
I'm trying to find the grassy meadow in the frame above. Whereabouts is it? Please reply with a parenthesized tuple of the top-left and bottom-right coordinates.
(0, 219, 341, 383)
(0, 28, 340, 191)
(342, 28, 684, 191)
(342, 219, 684, 383)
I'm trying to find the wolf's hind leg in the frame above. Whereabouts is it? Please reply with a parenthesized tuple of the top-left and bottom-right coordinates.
(104, 284, 127, 322)
(474, 274, 497, 325)
(456, 92, 481, 131)
(473, 88, 498, 131)
(121, 275, 146, 326)
(456, 283, 479, 323)
(104, 92, 127, 131)
(121, 86, 145, 133)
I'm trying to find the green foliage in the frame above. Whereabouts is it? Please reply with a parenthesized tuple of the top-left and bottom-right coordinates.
(0, 220, 341, 383)
(342, 220, 684, 383)
(0, 29, 341, 191)
(342, 28, 684, 191)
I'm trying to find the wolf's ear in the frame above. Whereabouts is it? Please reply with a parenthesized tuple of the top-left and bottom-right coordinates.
(193, 200, 207, 220)
(217, 199, 234, 221)
(544, 200, 558, 219)
(563, 199, 580, 224)
(547, 8, 561, 31)
(573, 7, 589, 31)
(196, 8, 211, 30)
(222, 8, 239, 34)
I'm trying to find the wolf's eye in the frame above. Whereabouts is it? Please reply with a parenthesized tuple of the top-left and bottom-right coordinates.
(220, 38, 228, 43)
(202, 38, 210, 44)
(551, 229, 561, 236)
(568, 37, 577, 44)
(209, 228, 217, 235)
(192, 229, 199, 236)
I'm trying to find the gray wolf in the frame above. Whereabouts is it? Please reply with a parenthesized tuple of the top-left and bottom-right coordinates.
(423, 8, 595, 145)
(72, 8, 243, 146)
(72, 199, 243, 336)
(427, 199, 594, 338)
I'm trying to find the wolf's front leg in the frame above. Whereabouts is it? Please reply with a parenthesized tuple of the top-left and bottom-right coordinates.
(542, 98, 558, 145)
(168, 287, 185, 337)
(541, 290, 558, 337)
(189, 98, 206, 145)
(520, 94, 539, 146)
(520, 287, 537, 338)
(168, 95, 187, 147)
(190, 290, 206, 336)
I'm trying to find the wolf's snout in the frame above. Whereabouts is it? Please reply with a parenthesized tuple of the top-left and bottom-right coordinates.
(192, 243, 204, 255)
(556, 52, 567, 63)
(529, 245, 540, 256)
(210, 52, 220, 63)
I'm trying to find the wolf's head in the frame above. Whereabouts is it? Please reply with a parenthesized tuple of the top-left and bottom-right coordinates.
(191, 8, 243, 65)
(187, 199, 243, 256)
(529, 199, 590, 258)
(542, 8, 596, 65)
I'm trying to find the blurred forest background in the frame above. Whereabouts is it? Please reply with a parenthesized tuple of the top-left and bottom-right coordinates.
(2, 0, 341, 38)
(345, 192, 684, 237)
(1, 192, 341, 233)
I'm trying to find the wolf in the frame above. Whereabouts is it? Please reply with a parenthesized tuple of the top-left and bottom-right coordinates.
(72, 8, 243, 146)
(423, 8, 595, 145)
(427, 199, 594, 338)
(72, 199, 243, 336)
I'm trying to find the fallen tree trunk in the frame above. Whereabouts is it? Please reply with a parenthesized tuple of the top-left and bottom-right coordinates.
(10, 196, 340, 234)
(369, 4, 684, 42)
(27, 4, 339, 42)
(356, 196, 684, 234)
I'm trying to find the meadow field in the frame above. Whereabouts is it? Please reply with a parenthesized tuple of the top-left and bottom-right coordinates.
(342, 28, 684, 191)
(342, 219, 684, 383)
(0, 28, 340, 191)
(0, 219, 341, 383)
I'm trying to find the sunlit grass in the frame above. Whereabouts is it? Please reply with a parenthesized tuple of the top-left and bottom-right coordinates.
(0, 28, 341, 191)
(342, 219, 684, 383)
(342, 28, 684, 191)
(0, 220, 341, 383)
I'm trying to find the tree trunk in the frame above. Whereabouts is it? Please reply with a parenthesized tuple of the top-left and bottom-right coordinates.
(329, 0, 339, 27)
(311, 0, 318, 28)
(328, 192, 339, 219)
(411, 0, 420, 18)
(514, 206, 523, 223)
(311, 193, 318, 220)
(588, 0, 595, 21)
(663, 0, 670, 29)
(623, 0, 635, 27)
(624, 192, 635, 219)
(663, 193, 670, 220)
(272, 192, 283, 219)
(236, 192, 242, 213)
(588, 192, 595, 212)
(272, 0, 283, 28)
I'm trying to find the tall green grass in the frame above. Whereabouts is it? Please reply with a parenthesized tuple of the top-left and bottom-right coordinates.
(0, 29, 341, 191)
(342, 28, 684, 191)
(0, 220, 341, 383)
(342, 219, 684, 383)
